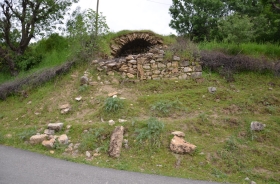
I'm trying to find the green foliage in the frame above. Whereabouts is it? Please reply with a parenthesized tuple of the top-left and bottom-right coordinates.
(35, 33, 69, 53)
(151, 99, 182, 117)
(18, 127, 37, 141)
(104, 97, 124, 112)
(66, 7, 109, 60)
(169, 0, 226, 41)
(15, 49, 43, 71)
(78, 85, 88, 93)
(79, 128, 109, 152)
(217, 13, 255, 44)
(0, 132, 4, 143)
(135, 118, 165, 149)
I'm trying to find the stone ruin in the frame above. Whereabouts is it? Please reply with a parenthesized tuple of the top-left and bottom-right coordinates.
(94, 32, 202, 80)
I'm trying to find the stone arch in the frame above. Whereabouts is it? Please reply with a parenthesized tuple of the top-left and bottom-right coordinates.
(110, 32, 163, 57)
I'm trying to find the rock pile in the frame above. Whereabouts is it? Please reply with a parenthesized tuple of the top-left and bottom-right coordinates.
(29, 122, 69, 149)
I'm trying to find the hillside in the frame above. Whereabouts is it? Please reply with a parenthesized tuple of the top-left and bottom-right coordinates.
(0, 60, 279, 183)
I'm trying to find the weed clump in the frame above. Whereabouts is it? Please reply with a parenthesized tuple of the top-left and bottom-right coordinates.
(135, 118, 164, 149)
(104, 97, 124, 113)
(18, 128, 37, 141)
(150, 99, 182, 117)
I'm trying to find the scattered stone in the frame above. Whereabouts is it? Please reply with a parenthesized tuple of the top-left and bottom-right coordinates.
(86, 151, 91, 158)
(123, 139, 129, 149)
(171, 131, 185, 137)
(48, 122, 64, 132)
(27, 101, 32, 104)
(173, 56, 180, 61)
(44, 129, 55, 135)
(208, 87, 217, 93)
(118, 119, 127, 123)
(66, 125, 72, 129)
(58, 134, 68, 144)
(251, 121, 266, 131)
(59, 104, 71, 114)
(30, 134, 47, 144)
(91, 60, 98, 64)
(245, 177, 250, 181)
(127, 73, 135, 78)
(251, 181, 257, 184)
(75, 96, 82, 101)
(170, 136, 196, 154)
(74, 143, 80, 150)
(112, 95, 117, 98)
(50, 150, 55, 154)
(108, 126, 124, 158)
(42, 138, 55, 149)
(93, 153, 101, 157)
(108, 91, 118, 97)
(5, 134, 12, 138)
(108, 120, 115, 126)
(80, 76, 89, 85)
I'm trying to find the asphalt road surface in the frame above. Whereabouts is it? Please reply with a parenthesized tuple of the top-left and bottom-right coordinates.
(0, 145, 220, 184)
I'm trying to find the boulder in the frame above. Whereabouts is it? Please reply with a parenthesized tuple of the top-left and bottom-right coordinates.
(208, 87, 217, 93)
(42, 138, 55, 149)
(170, 136, 196, 154)
(30, 134, 47, 144)
(251, 121, 266, 131)
(108, 126, 124, 158)
(171, 131, 185, 137)
(58, 134, 68, 144)
(48, 122, 64, 132)
(80, 76, 89, 85)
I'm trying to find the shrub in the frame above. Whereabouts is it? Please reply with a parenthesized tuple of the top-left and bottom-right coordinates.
(150, 99, 182, 117)
(135, 118, 165, 148)
(18, 127, 37, 141)
(200, 50, 279, 82)
(79, 128, 109, 152)
(104, 97, 124, 112)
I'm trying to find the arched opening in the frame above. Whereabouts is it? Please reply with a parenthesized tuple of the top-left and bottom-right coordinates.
(117, 39, 153, 57)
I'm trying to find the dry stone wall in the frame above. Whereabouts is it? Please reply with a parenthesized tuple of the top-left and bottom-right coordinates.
(95, 46, 202, 80)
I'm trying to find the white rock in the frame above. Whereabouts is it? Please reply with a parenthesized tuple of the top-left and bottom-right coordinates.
(44, 129, 55, 135)
(118, 119, 127, 123)
(75, 96, 82, 101)
(42, 138, 55, 149)
(112, 95, 118, 98)
(109, 120, 115, 126)
(251, 121, 266, 131)
(86, 151, 91, 158)
(30, 134, 47, 144)
(48, 123, 64, 132)
(208, 87, 217, 93)
(171, 131, 185, 137)
(58, 134, 68, 144)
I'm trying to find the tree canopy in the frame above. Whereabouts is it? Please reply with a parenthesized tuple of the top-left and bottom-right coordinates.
(0, 0, 78, 75)
(169, 0, 280, 42)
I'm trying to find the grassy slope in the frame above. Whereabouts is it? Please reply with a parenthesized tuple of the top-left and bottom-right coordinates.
(0, 62, 279, 183)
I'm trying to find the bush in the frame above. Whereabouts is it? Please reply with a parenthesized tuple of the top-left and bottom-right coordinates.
(200, 50, 279, 82)
(104, 97, 124, 112)
(18, 127, 37, 141)
(15, 49, 43, 71)
(150, 99, 182, 117)
(135, 118, 165, 148)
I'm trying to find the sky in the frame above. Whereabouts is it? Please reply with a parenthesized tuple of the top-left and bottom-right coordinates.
(75, 0, 176, 35)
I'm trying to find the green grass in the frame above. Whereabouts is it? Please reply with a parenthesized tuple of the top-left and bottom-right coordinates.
(199, 41, 280, 59)
(1, 66, 279, 183)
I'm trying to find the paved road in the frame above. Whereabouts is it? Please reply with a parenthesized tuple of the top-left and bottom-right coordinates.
(0, 145, 220, 184)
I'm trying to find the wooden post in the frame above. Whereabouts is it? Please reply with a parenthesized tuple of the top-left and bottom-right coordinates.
(95, 0, 99, 37)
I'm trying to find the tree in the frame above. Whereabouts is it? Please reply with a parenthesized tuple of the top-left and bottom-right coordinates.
(66, 7, 109, 59)
(217, 13, 255, 44)
(169, 0, 226, 41)
(0, 0, 78, 76)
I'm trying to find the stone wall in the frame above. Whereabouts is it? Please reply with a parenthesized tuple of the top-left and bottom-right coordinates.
(95, 46, 202, 80)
